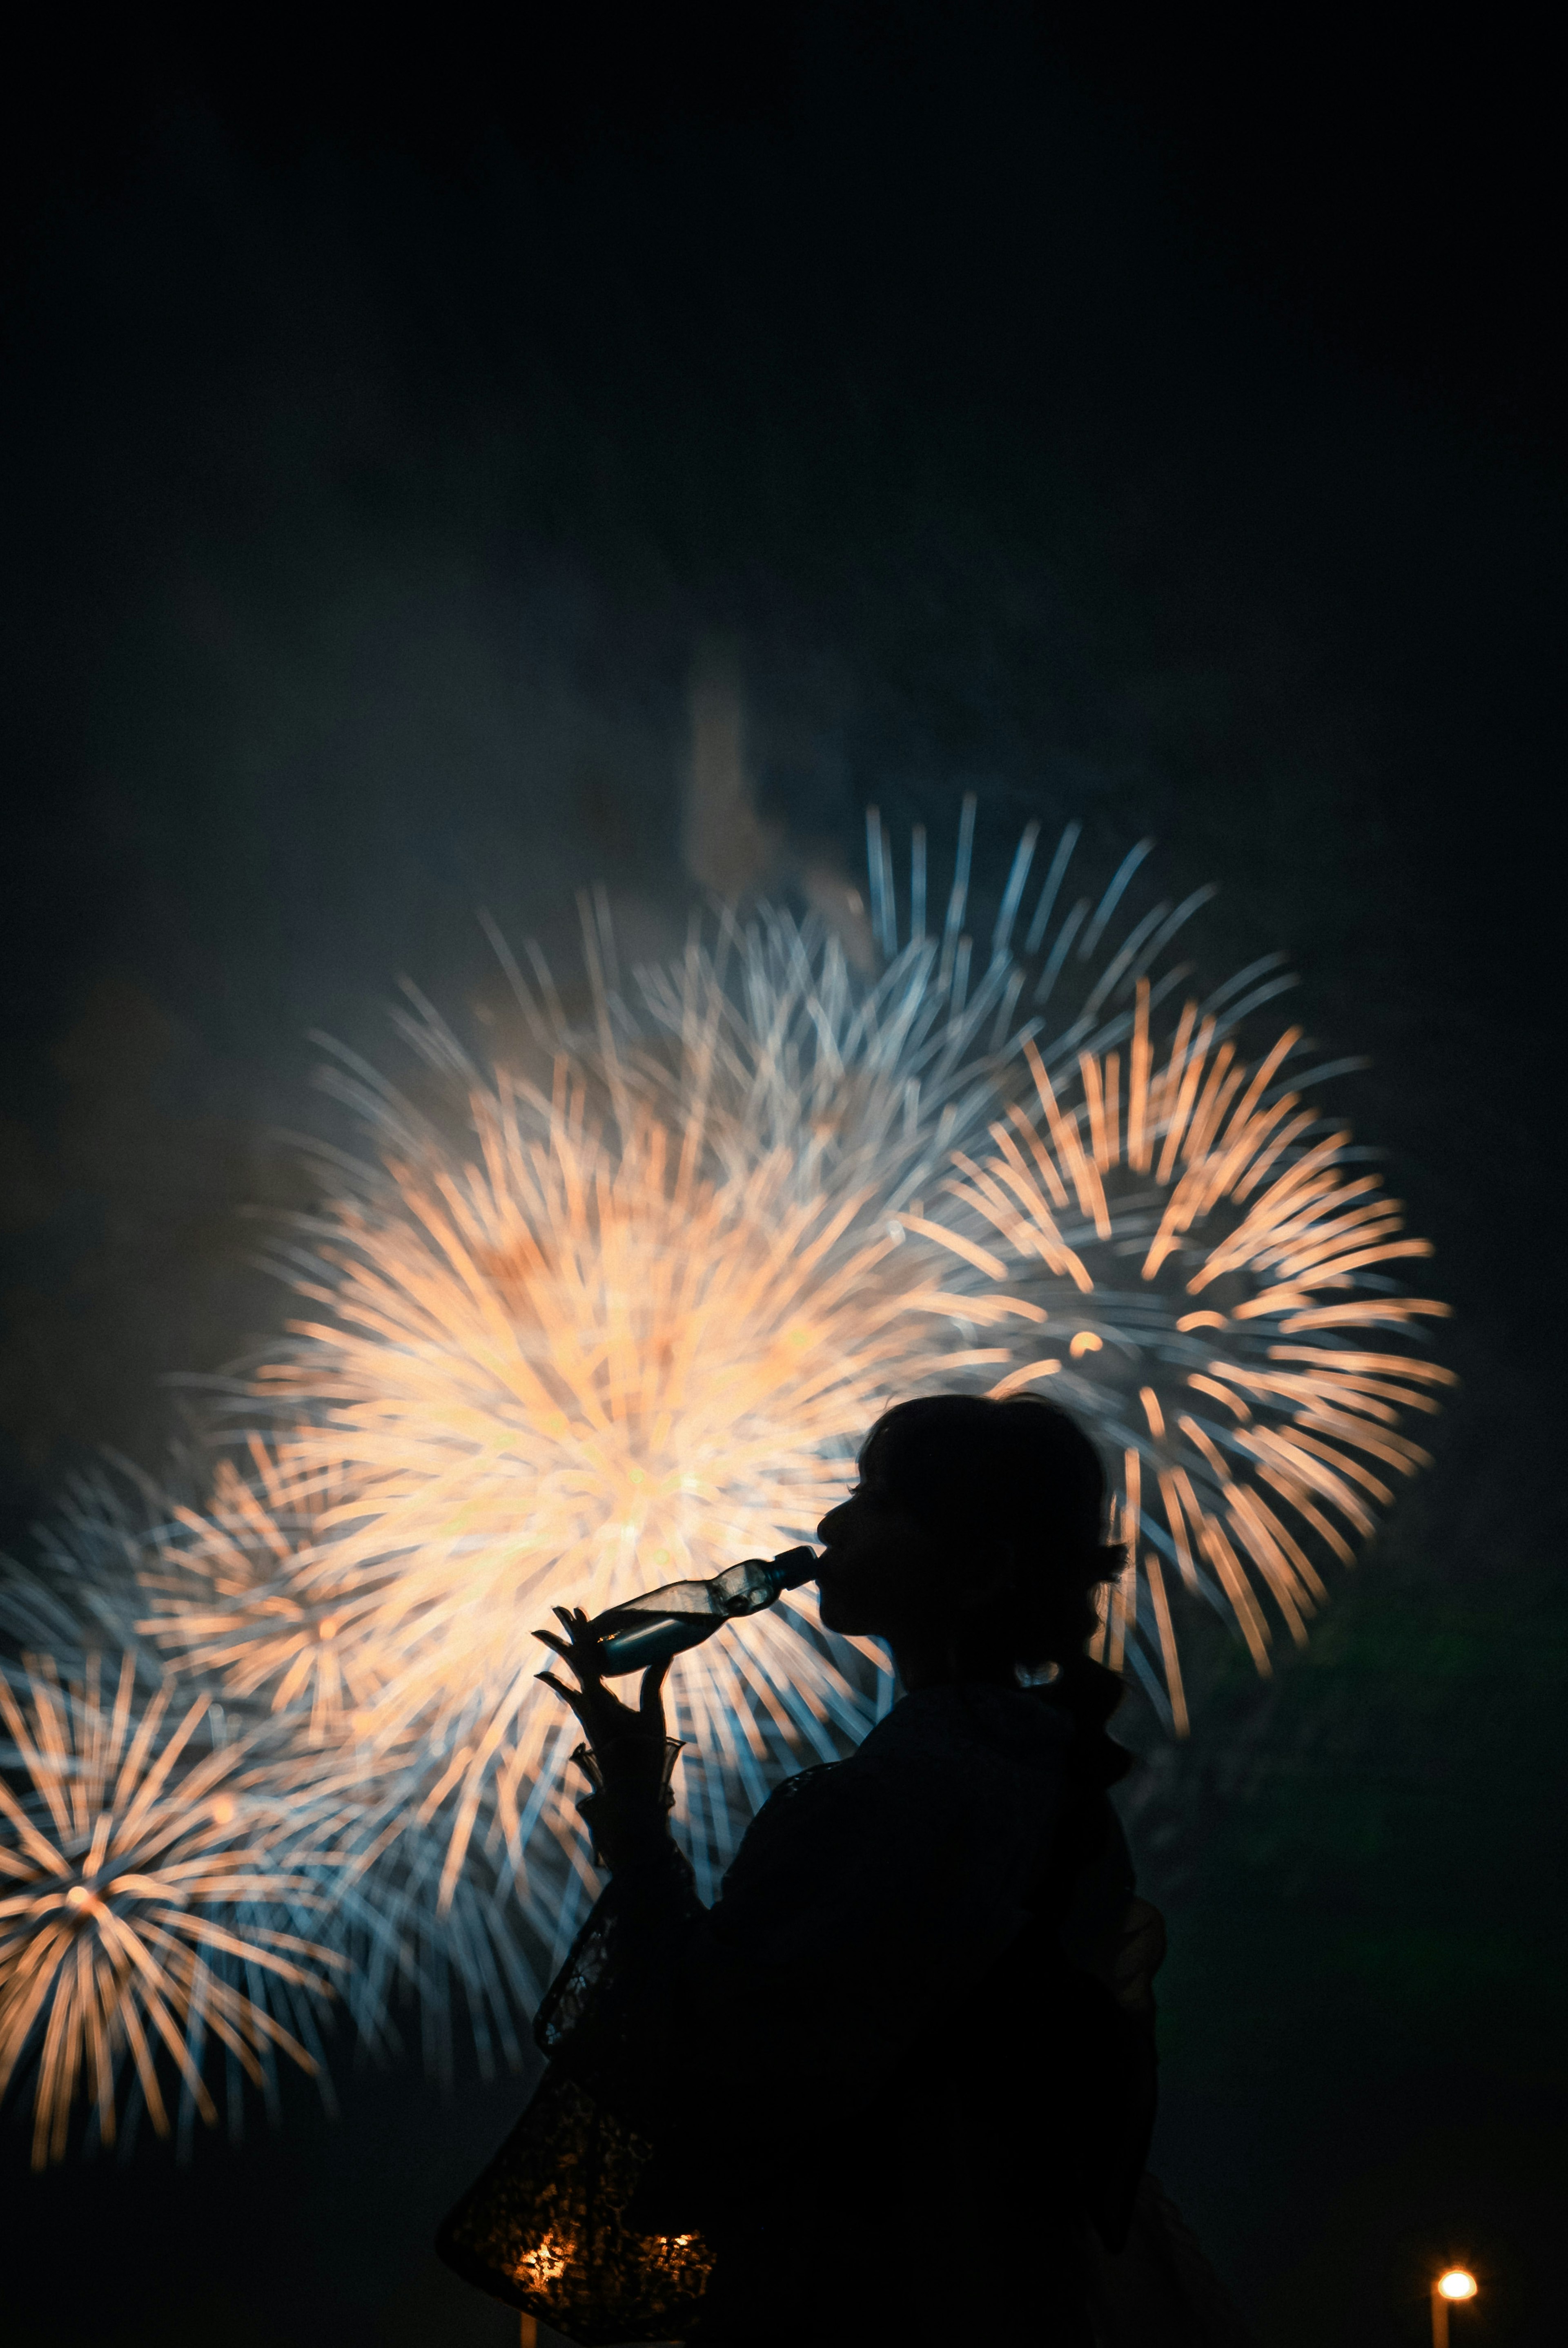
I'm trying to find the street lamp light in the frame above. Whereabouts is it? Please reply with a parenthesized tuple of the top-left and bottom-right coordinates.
(1431, 2267, 1478, 2348)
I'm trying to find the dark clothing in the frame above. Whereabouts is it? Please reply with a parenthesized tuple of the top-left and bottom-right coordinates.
(439, 1676, 1230, 2345)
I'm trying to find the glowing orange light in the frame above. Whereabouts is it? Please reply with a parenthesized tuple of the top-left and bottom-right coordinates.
(1437, 2271, 1477, 2302)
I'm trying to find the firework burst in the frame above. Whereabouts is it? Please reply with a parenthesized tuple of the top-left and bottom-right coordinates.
(0, 1655, 341, 2166)
(135, 1439, 396, 1746)
(254, 1014, 988, 1920)
(933, 986, 1453, 1729)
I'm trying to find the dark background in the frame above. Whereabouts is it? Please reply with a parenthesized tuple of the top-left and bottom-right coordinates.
(1, 7, 1563, 2341)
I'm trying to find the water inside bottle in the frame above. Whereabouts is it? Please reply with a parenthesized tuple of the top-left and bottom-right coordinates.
(596, 1610, 719, 1676)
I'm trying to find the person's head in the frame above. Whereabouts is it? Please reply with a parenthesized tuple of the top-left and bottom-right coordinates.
(814, 1391, 1121, 1687)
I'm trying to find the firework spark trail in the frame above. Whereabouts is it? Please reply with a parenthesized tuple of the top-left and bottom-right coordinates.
(935, 981, 1452, 1729)
(86, 1442, 546, 2063)
(0, 1655, 342, 2166)
(134, 1440, 399, 1745)
(0, 805, 1448, 2151)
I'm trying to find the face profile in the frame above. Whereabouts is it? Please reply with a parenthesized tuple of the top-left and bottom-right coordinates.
(813, 1466, 949, 1639)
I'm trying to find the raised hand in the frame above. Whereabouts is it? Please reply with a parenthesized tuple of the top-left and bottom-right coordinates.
(534, 1605, 670, 1761)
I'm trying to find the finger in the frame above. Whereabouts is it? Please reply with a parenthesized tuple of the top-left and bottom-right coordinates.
(569, 1632, 608, 1680)
(536, 1670, 588, 1711)
(554, 1607, 605, 1662)
(639, 1657, 671, 1723)
(533, 1628, 570, 1657)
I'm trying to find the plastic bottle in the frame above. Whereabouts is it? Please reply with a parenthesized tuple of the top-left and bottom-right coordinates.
(586, 1547, 819, 1676)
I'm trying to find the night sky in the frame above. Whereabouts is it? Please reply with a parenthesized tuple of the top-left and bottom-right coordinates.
(1, 10, 1563, 2343)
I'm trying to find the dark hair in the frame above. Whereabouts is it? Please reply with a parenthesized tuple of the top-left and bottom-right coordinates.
(859, 1391, 1123, 1673)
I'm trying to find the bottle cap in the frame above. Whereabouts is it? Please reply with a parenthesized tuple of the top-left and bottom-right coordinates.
(771, 1545, 819, 1590)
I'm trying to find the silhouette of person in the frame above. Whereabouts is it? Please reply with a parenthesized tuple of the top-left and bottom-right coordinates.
(438, 1394, 1253, 2345)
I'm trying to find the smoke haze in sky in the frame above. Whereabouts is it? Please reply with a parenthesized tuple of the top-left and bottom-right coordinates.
(0, 11, 1563, 2341)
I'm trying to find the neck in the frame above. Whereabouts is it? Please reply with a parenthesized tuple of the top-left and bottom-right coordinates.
(892, 1635, 1018, 1693)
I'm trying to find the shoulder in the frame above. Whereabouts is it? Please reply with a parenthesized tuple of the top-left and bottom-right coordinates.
(792, 1684, 1074, 1854)
(853, 1682, 1075, 1784)
(747, 1687, 1074, 1831)
(717, 1688, 1074, 1910)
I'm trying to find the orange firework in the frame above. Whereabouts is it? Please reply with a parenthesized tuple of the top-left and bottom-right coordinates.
(135, 1440, 397, 1747)
(933, 980, 1451, 1730)
(0, 1655, 342, 2165)
(254, 1053, 983, 1920)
